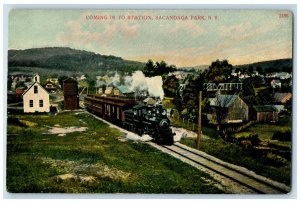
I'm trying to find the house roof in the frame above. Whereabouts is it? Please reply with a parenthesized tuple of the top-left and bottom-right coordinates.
(22, 82, 49, 96)
(253, 105, 277, 112)
(274, 92, 292, 102)
(210, 95, 239, 107)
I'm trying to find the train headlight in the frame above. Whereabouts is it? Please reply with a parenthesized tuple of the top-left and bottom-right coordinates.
(162, 110, 167, 116)
(159, 119, 169, 129)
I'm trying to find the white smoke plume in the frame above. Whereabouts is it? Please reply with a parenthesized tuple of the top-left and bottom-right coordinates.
(95, 80, 105, 87)
(125, 71, 164, 100)
(110, 72, 120, 86)
(96, 73, 121, 87)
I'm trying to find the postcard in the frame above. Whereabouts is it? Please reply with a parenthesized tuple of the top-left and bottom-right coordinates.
(6, 9, 293, 195)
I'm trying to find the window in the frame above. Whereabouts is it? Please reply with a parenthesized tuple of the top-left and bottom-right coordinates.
(29, 100, 33, 107)
(39, 100, 43, 107)
(34, 86, 38, 94)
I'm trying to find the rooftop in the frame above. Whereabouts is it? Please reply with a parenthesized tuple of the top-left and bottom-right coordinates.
(253, 105, 277, 112)
(210, 95, 239, 107)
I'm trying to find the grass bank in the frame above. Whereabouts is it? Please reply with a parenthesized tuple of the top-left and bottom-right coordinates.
(7, 111, 222, 193)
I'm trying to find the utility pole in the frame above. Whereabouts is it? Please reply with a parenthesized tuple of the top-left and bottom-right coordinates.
(196, 91, 202, 149)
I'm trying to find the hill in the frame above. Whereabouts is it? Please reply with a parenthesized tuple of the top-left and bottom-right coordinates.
(8, 47, 144, 75)
(234, 58, 293, 73)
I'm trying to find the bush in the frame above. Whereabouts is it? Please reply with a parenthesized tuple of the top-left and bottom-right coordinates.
(236, 133, 260, 146)
(7, 117, 26, 127)
(272, 130, 291, 141)
(262, 153, 288, 167)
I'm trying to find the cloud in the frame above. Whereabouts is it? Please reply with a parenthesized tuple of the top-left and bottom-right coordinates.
(218, 21, 277, 42)
(57, 12, 140, 48)
(218, 22, 252, 39)
(169, 20, 206, 38)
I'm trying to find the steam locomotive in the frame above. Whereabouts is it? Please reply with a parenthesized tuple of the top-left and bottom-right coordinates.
(84, 94, 174, 145)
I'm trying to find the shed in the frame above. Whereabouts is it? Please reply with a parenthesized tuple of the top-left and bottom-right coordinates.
(209, 95, 248, 124)
(253, 105, 278, 122)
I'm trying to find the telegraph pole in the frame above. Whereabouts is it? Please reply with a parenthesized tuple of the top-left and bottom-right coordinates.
(196, 91, 202, 149)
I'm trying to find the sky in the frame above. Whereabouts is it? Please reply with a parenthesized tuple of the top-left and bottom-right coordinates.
(9, 9, 293, 67)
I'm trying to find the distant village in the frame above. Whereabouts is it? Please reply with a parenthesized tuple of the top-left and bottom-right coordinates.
(7, 63, 292, 127)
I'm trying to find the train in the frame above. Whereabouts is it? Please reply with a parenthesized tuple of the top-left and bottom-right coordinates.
(84, 94, 175, 145)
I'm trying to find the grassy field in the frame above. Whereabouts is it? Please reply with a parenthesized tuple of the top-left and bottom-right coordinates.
(6, 111, 222, 193)
(245, 117, 291, 142)
(180, 117, 292, 185)
(181, 136, 291, 185)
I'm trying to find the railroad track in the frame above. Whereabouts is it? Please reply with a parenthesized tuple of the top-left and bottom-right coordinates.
(149, 142, 290, 194)
(83, 108, 290, 194)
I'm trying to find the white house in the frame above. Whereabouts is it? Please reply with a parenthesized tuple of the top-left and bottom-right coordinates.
(271, 79, 281, 88)
(23, 82, 50, 113)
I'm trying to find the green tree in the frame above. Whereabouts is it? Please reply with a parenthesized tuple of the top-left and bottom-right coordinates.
(143, 59, 176, 77)
(205, 59, 233, 82)
(144, 59, 156, 77)
(256, 66, 262, 74)
(58, 75, 68, 88)
(248, 66, 254, 74)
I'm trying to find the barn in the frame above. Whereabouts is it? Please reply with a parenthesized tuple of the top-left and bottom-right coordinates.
(253, 105, 278, 122)
(209, 95, 248, 124)
(63, 78, 79, 110)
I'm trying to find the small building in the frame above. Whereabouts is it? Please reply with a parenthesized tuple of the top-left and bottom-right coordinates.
(44, 81, 58, 93)
(253, 105, 278, 122)
(276, 72, 291, 80)
(209, 95, 248, 124)
(15, 86, 27, 96)
(274, 105, 286, 113)
(47, 78, 59, 84)
(22, 82, 50, 113)
(63, 78, 79, 110)
(271, 79, 281, 88)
